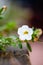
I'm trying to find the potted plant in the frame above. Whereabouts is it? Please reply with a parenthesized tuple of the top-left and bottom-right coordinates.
(0, 6, 42, 65)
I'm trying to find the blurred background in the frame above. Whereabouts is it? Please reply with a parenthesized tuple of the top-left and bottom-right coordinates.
(0, 0, 43, 65)
(0, 0, 43, 29)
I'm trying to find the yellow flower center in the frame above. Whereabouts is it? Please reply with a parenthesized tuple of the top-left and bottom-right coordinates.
(24, 31, 28, 35)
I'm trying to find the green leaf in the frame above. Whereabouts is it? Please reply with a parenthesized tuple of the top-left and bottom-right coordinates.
(32, 34, 35, 42)
(0, 17, 3, 19)
(25, 40, 32, 52)
(18, 42, 22, 49)
(5, 37, 12, 42)
(26, 43, 32, 52)
(0, 8, 3, 14)
(6, 22, 17, 30)
(1, 47, 6, 52)
(32, 31, 37, 42)
(11, 42, 16, 47)
(18, 40, 22, 49)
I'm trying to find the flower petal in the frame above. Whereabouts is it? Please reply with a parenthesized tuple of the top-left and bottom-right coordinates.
(19, 35, 25, 40)
(22, 25, 29, 29)
(17, 27, 23, 35)
(23, 35, 32, 40)
(28, 28, 33, 35)
(25, 35, 32, 40)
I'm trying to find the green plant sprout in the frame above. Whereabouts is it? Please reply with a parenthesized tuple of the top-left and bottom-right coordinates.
(0, 6, 7, 19)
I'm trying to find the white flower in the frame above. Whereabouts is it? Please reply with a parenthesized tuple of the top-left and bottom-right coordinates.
(17, 25, 33, 40)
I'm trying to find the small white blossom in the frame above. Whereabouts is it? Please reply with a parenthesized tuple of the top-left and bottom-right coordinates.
(18, 25, 33, 40)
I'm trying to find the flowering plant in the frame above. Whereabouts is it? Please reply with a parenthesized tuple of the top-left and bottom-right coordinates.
(17, 25, 42, 52)
(0, 6, 42, 52)
(0, 25, 42, 52)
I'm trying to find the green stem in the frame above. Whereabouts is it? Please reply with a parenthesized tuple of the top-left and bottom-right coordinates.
(25, 40, 32, 52)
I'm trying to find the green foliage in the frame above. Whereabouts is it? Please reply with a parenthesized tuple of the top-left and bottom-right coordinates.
(0, 16, 3, 19)
(32, 33, 37, 42)
(0, 8, 3, 14)
(0, 7, 6, 19)
(13, 36, 22, 49)
(0, 22, 17, 34)
(32, 28, 38, 42)
(25, 40, 32, 52)
(34, 29, 40, 35)
(5, 22, 17, 31)
(32, 28, 41, 41)
(26, 43, 32, 52)
(0, 35, 22, 51)
(0, 6, 18, 51)
(17, 39, 22, 49)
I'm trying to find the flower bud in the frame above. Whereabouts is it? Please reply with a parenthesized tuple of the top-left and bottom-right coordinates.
(2, 5, 7, 10)
(34, 37, 38, 42)
(37, 29, 42, 38)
